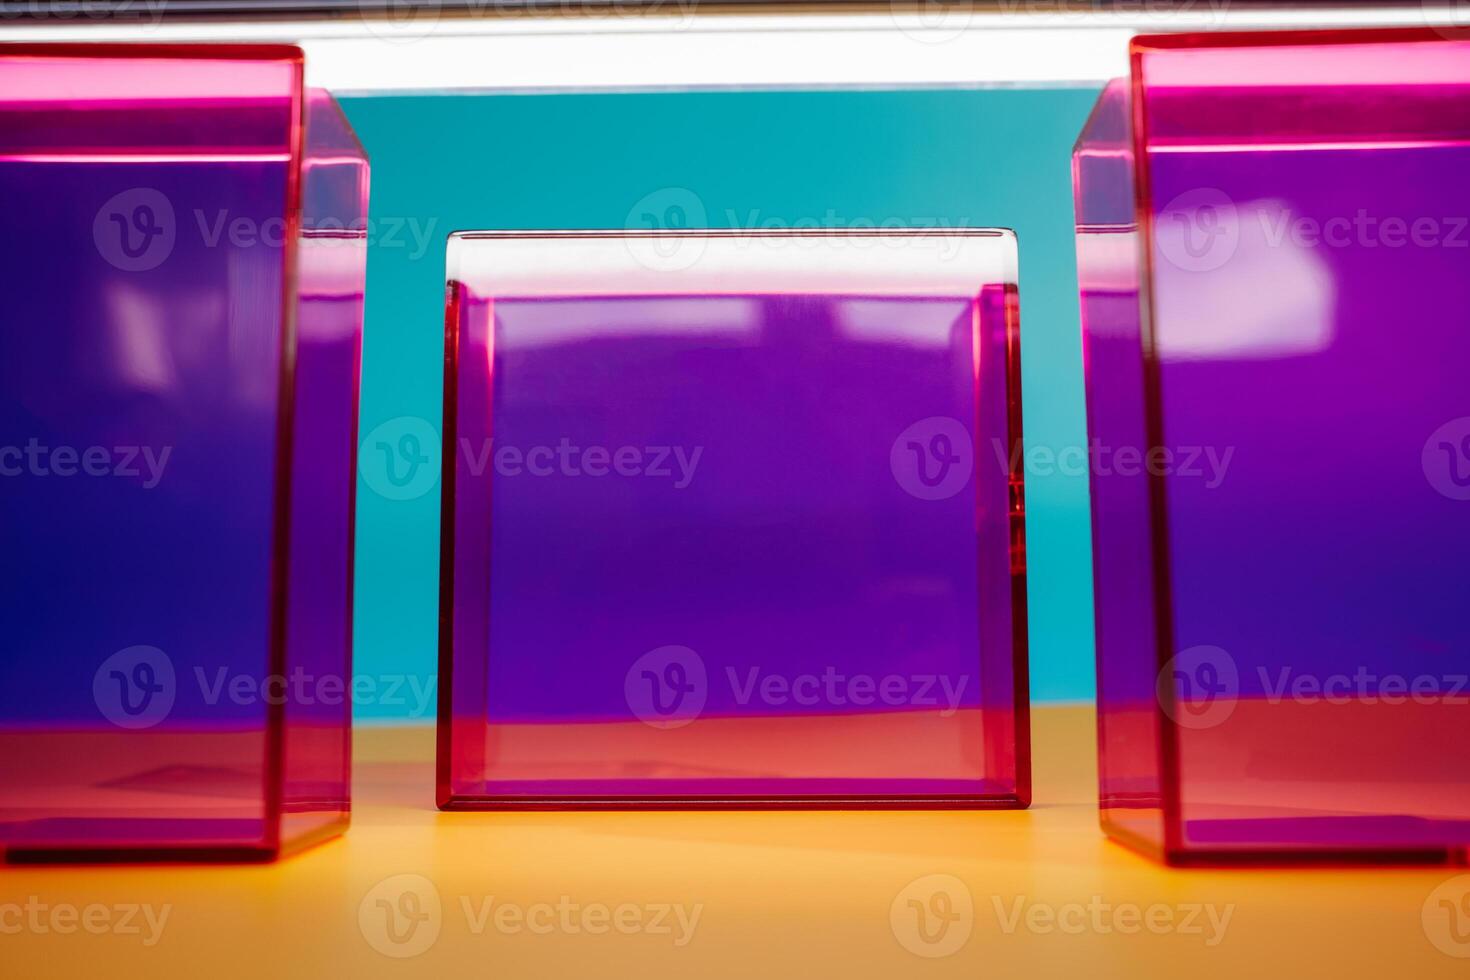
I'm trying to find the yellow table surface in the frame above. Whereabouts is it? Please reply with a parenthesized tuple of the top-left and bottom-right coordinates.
(5, 706, 1468, 978)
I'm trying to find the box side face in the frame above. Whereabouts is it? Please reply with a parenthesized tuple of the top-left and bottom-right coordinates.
(1074, 79, 1168, 855)
(977, 279, 1030, 806)
(277, 90, 368, 852)
(440, 278, 492, 805)
(442, 233, 1026, 805)
(1137, 38, 1470, 860)
(0, 49, 302, 861)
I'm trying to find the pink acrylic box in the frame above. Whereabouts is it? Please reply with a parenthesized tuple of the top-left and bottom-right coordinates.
(0, 45, 369, 862)
(1075, 29, 1470, 865)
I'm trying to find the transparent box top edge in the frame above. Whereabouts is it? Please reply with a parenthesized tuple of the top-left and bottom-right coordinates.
(446, 229, 1018, 299)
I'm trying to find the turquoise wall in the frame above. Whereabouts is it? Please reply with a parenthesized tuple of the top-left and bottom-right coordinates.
(339, 86, 1103, 721)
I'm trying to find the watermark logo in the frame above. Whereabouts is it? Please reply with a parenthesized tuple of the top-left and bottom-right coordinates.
(625, 655, 967, 728)
(1257, 208, 1469, 251)
(625, 188, 709, 272)
(196, 212, 438, 260)
(989, 438, 1234, 488)
(0, 898, 171, 946)
(94, 188, 176, 272)
(459, 437, 703, 489)
(991, 895, 1233, 945)
(891, 0, 974, 45)
(729, 667, 969, 716)
(891, 416, 973, 501)
(460, 895, 701, 944)
(1423, 417, 1470, 501)
(195, 668, 439, 718)
(360, 416, 441, 501)
(95, 188, 434, 264)
(1423, 875, 1470, 958)
(625, 645, 707, 729)
(0, 0, 167, 27)
(358, 878, 703, 950)
(359, 0, 441, 43)
(1426, 0, 1470, 41)
(1258, 666, 1467, 707)
(1155, 188, 1239, 273)
(93, 645, 175, 730)
(718, 209, 973, 259)
(0, 441, 172, 488)
(360, 874, 443, 959)
(1157, 644, 1238, 730)
(891, 874, 973, 958)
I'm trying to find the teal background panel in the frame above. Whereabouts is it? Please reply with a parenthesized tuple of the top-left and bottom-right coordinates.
(338, 86, 1103, 721)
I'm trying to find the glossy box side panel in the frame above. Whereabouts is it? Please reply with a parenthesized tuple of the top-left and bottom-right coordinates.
(1074, 78, 1168, 857)
(276, 90, 368, 853)
(441, 278, 494, 805)
(976, 280, 1030, 807)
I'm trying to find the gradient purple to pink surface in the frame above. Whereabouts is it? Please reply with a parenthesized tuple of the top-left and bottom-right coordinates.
(439, 231, 1029, 807)
(0, 46, 368, 862)
(1074, 29, 1470, 865)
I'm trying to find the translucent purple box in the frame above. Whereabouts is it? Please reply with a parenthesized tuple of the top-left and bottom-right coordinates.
(439, 230, 1029, 808)
(1075, 29, 1470, 864)
(0, 45, 368, 862)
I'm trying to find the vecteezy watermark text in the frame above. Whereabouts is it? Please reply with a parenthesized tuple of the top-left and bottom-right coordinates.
(195, 667, 438, 717)
(0, 898, 171, 947)
(358, 874, 701, 959)
(459, 438, 703, 490)
(194, 211, 439, 260)
(1155, 189, 1470, 272)
(990, 895, 1234, 946)
(889, 876, 1234, 959)
(94, 646, 440, 729)
(459, 896, 701, 945)
(1258, 666, 1469, 707)
(0, 440, 171, 489)
(1159, 644, 1470, 730)
(1258, 209, 1470, 251)
(356, 417, 706, 502)
(991, 438, 1234, 488)
(94, 186, 438, 272)
(727, 666, 969, 715)
(0, 0, 166, 25)
(625, 646, 972, 729)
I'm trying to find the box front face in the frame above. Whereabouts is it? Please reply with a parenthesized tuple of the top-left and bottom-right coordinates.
(1136, 34, 1470, 857)
(442, 232, 1026, 805)
(0, 48, 303, 858)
